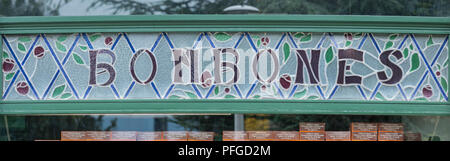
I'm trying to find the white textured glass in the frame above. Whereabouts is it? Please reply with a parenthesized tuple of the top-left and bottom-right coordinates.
(1, 32, 448, 102)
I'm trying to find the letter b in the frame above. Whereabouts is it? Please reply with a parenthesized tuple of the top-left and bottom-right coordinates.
(89, 49, 116, 86)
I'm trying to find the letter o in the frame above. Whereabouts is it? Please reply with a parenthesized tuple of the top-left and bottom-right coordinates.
(252, 49, 280, 83)
(130, 49, 157, 84)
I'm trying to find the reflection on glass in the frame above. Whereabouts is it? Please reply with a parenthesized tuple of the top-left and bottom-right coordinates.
(0, 0, 448, 17)
(0, 114, 448, 141)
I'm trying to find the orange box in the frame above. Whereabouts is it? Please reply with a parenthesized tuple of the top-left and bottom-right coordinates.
(61, 131, 87, 141)
(85, 131, 111, 141)
(162, 131, 187, 141)
(404, 132, 422, 141)
(222, 131, 248, 141)
(378, 132, 404, 141)
(272, 131, 299, 141)
(299, 122, 325, 132)
(378, 123, 404, 133)
(300, 132, 325, 141)
(111, 131, 137, 141)
(325, 131, 351, 141)
(352, 132, 377, 141)
(188, 132, 214, 141)
(137, 132, 163, 141)
(248, 131, 274, 141)
(351, 123, 377, 132)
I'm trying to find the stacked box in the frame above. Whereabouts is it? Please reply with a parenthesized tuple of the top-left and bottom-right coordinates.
(137, 132, 163, 141)
(222, 131, 248, 141)
(61, 131, 87, 141)
(248, 131, 274, 141)
(272, 131, 299, 141)
(111, 131, 137, 141)
(404, 132, 422, 141)
(325, 131, 351, 141)
(299, 122, 325, 141)
(162, 131, 188, 141)
(378, 123, 404, 141)
(188, 132, 214, 141)
(351, 123, 377, 141)
(85, 131, 111, 141)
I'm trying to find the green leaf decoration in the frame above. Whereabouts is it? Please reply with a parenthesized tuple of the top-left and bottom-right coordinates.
(224, 95, 236, 99)
(168, 95, 182, 99)
(214, 86, 219, 95)
(325, 46, 334, 64)
(388, 34, 398, 40)
(345, 40, 351, 47)
(441, 77, 448, 93)
(2, 51, 9, 58)
(409, 53, 420, 72)
(5, 72, 15, 81)
(444, 59, 448, 67)
(375, 92, 386, 101)
(257, 39, 261, 47)
(409, 44, 414, 50)
(252, 95, 261, 99)
(56, 41, 67, 52)
(72, 53, 84, 65)
(57, 36, 67, 42)
(283, 43, 290, 63)
(52, 85, 65, 98)
(403, 48, 409, 58)
(60, 93, 72, 99)
(437, 64, 441, 71)
(18, 37, 31, 42)
(17, 43, 26, 53)
(251, 35, 260, 39)
(384, 41, 393, 49)
(300, 33, 311, 42)
(184, 91, 198, 99)
(353, 33, 363, 39)
(414, 97, 428, 101)
(214, 32, 231, 41)
(79, 45, 88, 51)
(293, 89, 307, 99)
(426, 36, 433, 47)
(293, 32, 305, 38)
(306, 95, 319, 100)
(89, 33, 101, 42)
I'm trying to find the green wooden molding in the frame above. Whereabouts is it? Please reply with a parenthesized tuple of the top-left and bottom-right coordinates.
(0, 14, 449, 115)
(0, 99, 449, 115)
(0, 15, 449, 34)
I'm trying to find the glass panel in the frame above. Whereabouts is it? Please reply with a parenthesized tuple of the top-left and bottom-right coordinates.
(0, 0, 448, 17)
(1, 114, 448, 141)
(2, 33, 448, 101)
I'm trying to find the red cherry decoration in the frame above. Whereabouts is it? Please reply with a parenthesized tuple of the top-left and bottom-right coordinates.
(16, 81, 29, 95)
(345, 33, 353, 40)
(34, 46, 45, 58)
(422, 85, 432, 98)
(200, 71, 212, 88)
(261, 85, 266, 91)
(105, 37, 113, 46)
(2, 59, 14, 72)
(279, 74, 292, 89)
(261, 37, 270, 46)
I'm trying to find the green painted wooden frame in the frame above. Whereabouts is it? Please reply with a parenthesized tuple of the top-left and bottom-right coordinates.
(0, 15, 449, 115)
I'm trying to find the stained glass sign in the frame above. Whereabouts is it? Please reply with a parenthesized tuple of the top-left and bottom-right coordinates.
(1, 32, 448, 102)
